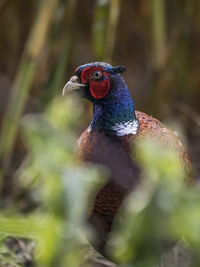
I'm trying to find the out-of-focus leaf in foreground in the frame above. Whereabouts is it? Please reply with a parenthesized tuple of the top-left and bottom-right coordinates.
(0, 96, 106, 267)
(109, 139, 200, 267)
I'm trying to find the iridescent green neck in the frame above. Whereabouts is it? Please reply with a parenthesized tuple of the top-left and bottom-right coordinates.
(90, 84, 138, 136)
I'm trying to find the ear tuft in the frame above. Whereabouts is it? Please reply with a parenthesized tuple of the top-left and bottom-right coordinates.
(115, 65, 126, 73)
(108, 65, 126, 74)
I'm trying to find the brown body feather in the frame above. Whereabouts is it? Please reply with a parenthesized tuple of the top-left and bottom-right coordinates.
(135, 111, 192, 179)
(76, 110, 192, 251)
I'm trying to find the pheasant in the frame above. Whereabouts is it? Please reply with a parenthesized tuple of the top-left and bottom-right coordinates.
(62, 62, 192, 252)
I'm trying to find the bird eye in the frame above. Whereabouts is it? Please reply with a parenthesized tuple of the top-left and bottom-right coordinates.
(92, 70, 102, 80)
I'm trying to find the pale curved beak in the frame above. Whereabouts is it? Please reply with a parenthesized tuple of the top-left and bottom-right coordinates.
(62, 75, 86, 96)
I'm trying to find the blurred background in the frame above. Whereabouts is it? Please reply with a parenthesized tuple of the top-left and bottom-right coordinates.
(0, 0, 199, 180)
(0, 1, 200, 266)
(0, 0, 200, 267)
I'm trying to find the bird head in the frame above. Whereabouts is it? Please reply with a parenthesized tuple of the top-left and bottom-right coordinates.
(62, 62, 126, 102)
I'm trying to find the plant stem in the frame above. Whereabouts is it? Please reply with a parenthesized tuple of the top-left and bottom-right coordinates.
(104, 0, 121, 63)
(151, 0, 167, 69)
(0, 0, 59, 178)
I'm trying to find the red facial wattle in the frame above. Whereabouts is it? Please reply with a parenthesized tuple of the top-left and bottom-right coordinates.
(89, 78, 110, 99)
(80, 67, 110, 100)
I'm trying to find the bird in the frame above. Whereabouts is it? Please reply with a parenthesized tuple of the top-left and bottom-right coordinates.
(62, 62, 192, 253)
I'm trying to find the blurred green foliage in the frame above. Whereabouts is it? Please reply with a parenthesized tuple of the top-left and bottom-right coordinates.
(0, 96, 200, 267)
(108, 140, 200, 267)
(0, 96, 106, 267)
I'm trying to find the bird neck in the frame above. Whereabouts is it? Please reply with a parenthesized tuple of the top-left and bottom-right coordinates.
(90, 85, 138, 136)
